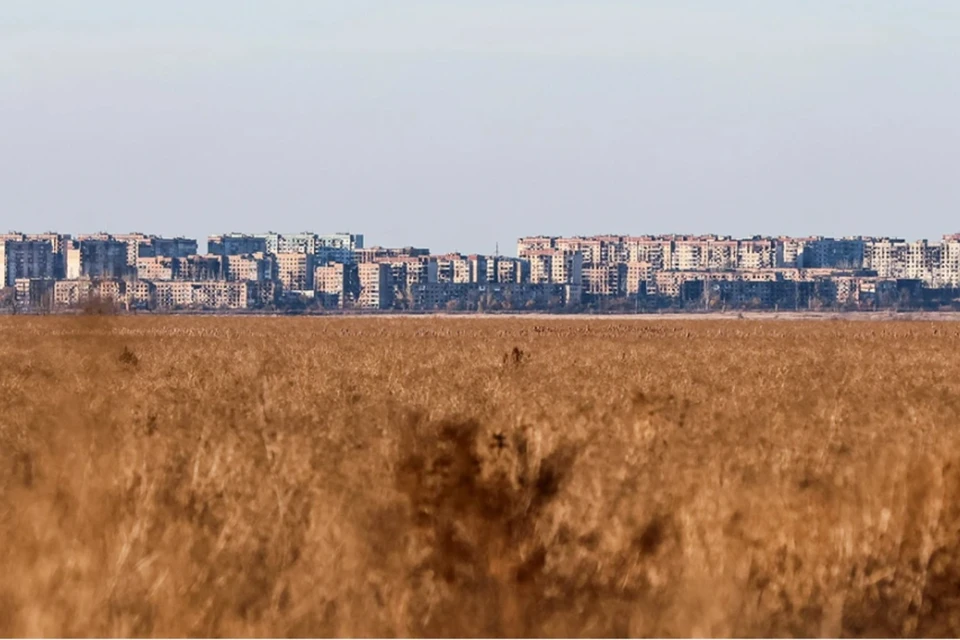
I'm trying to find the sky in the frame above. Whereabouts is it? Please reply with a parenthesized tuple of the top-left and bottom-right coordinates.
(2, 1, 959, 255)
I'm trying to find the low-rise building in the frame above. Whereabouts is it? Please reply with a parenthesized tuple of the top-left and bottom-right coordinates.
(153, 281, 255, 310)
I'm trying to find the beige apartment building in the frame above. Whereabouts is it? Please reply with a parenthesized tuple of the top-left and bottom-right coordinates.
(582, 263, 626, 297)
(153, 281, 254, 310)
(357, 263, 392, 309)
(314, 263, 356, 308)
(53, 279, 129, 308)
(625, 261, 653, 295)
(490, 257, 527, 284)
(516, 236, 556, 257)
(276, 252, 315, 291)
(223, 252, 276, 282)
(526, 249, 583, 286)
(435, 254, 472, 284)
(136, 256, 177, 281)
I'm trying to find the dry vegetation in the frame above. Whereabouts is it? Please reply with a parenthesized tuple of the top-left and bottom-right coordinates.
(3, 314, 960, 637)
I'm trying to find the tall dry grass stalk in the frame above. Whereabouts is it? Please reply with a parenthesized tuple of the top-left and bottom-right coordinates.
(2, 315, 960, 636)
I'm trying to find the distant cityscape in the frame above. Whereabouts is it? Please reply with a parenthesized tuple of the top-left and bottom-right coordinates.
(4, 230, 960, 313)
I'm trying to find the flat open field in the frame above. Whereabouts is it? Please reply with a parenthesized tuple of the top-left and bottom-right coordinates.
(3, 316, 960, 637)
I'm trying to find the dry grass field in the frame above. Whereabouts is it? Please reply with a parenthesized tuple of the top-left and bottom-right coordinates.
(3, 314, 960, 637)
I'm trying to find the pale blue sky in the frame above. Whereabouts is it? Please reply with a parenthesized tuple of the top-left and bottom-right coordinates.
(2, 1, 959, 254)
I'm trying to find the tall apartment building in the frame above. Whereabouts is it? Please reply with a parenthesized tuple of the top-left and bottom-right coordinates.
(101, 233, 198, 265)
(804, 238, 866, 269)
(582, 263, 627, 297)
(0, 239, 55, 286)
(737, 238, 777, 270)
(276, 252, 315, 291)
(626, 237, 669, 271)
(223, 252, 276, 282)
(435, 254, 472, 284)
(357, 263, 392, 309)
(14, 277, 55, 309)
(248, 232, 322, 255)
(940, 235, 960, 287)
(136, 256, 177, 281)
(317, 233, 364, 263)
(468, 255, 489, 284)
(208, 233, 269, 256)
(625, 261, 653, 295)
(355, 246, 430, 263)
(493, 257, 529, 284)
(314, 263, 357, 308)
(527, 249, 583, 285)
(178, 255, 222, 281)
(517, 236, 556, 257)
(66, 238, 129, 279)
(3, 232, 72, 278)
(863, 238, 910, 279)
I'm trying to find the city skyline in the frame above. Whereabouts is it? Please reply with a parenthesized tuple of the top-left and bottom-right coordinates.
(6, 228, 960, 313)
(5, 2, 960, 253)
(4, 227, 960, 259)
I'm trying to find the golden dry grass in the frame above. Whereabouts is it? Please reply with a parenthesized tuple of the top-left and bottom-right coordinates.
(2, 315, 960, 637)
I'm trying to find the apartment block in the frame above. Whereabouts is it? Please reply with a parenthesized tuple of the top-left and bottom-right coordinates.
(53, 278, 128, 308)
(357, 263, 392, 309)
(276, 252, 315, 292)
(537, 250, 583, 285)
(136, 256, 178, 281)
(223, 252, 276, 283)
(517, 236, 556, 257)
(14, 278, 55, 309)
(314, 262, 357, 308)
(66, 239, 129, 279)
(582, 263, 626, 297)
(626, 237, 669, 270)
(435, 254, 472, 284)
(177, 255, 222, 281)
(493, 257, 529, 284)
(317, 233, 364, 263)
(940, 235, 960, 287)
(0, 239, 55, 286)
(625, 261, 653, 295)
(468, 255, 489, 284)
(154, 281, 254, 310)
(100, 233, 198, 265)
(736, 239, 777, 270)
(208, 234, 269, 256)
(355, 246, 430, 263)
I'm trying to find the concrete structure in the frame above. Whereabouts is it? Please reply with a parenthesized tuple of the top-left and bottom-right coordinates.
(276, 252, 315, 292)
(154, 281, 255, 309)
(136, 256, 177, 281)
(357, 263, 392, 309)
(318, 233, 364, 263)
(208, 233, 268, 256)
(14, 278, 55, 310)
(0, 239, 55, 286)
(314, 263, 357, 308)
(66, 239, 129, 279)
(223, 252, 276, 283)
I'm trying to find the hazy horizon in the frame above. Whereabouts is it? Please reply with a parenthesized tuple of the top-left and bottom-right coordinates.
(4, 1, 960, 254)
